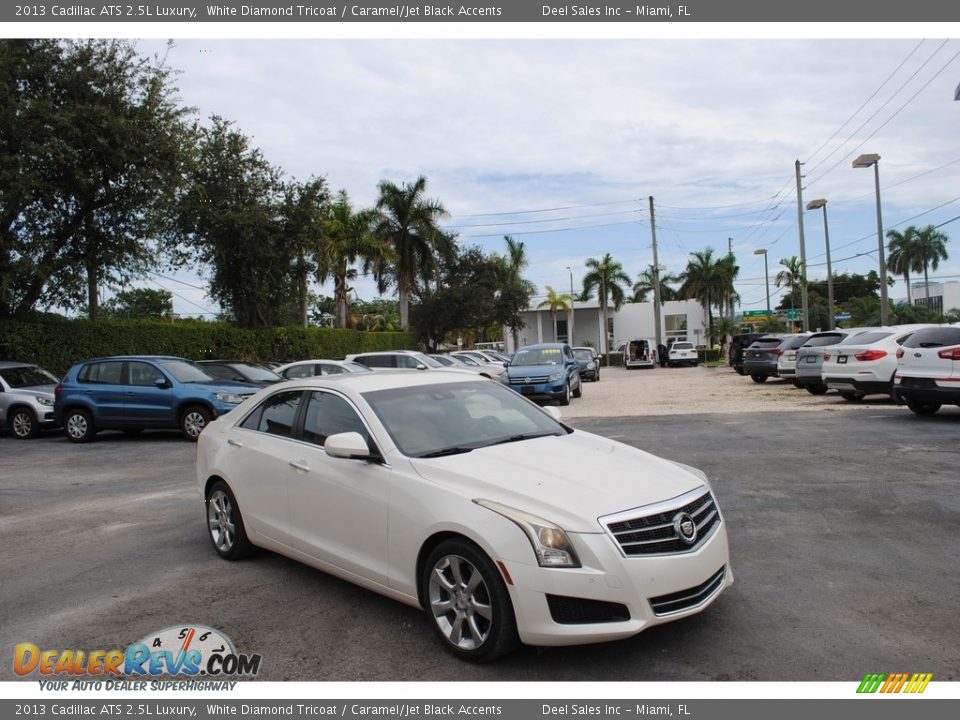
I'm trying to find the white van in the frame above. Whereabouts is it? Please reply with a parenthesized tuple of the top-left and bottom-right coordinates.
(624, 338, 657, 369)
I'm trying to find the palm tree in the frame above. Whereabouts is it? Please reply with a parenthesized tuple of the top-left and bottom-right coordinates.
(679, 248, 722, 343)
(502, 235, 537, 349)
(716, 252, 741, 325)
(538, 286, 572, 342)
(374, 175, 449, 330)
(582, 254, 632, 353)
(775, 256, 804, 309)
(317, 191, 382, 328)
(886, 226, 920, 306)
(632, 264, 677, 303)
(912, 225, 949, 303)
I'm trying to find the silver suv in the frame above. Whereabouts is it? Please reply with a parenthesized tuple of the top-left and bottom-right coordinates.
(0, 361, 61, 439)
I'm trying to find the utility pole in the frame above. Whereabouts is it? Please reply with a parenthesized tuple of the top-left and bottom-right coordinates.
(795, 160, 809, 332)
(649, 196, 662, 348)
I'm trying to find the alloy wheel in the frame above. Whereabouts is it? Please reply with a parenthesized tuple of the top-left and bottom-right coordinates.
(11, 410, 35, 439)
(428, 554, 493, 651)
(208, 489, 236, 553)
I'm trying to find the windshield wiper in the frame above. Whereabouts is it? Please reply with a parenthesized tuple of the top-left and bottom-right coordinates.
(483, 431, 560, 447)
(418, 446, 475, 458)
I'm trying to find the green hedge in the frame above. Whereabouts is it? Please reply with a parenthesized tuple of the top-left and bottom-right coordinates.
(0, 318, 415, 376)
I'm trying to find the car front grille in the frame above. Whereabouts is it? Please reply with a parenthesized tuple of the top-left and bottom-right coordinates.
(649, 566, 727, 617)
(509, 375, 550, 384)
(546, 595, 631, 625)
(604, 488, 720, 556)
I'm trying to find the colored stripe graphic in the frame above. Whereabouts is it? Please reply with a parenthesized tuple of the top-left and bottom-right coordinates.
(857, 672, 932, 694)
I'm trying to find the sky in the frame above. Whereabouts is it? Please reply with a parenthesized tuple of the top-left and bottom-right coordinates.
(129, 37, 960, 318)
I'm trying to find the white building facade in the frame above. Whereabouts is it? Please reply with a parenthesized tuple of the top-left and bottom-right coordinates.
(507, 299, 707, 354)
(907, 280, 960, 315)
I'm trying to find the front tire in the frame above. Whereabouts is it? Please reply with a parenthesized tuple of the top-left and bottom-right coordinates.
(181, 405, 212, 441)
(805, 384, 828, 396)
(64, 408, 96, 443)
(10, 408, 40, 439)
(559, 382, 571, 406)
(572, 378, 582, 398)
(422, 538, 519, 663)
(206, 481, 253, 560)
(751, 374, 767, 384)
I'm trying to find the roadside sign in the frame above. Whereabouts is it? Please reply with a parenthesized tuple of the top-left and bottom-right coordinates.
(742, 310, 772, 317)
(785, 309, 800, 320)
(835, 312, 852, 321)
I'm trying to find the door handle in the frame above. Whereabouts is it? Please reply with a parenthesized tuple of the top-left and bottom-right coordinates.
(288, 460, 310, 472)
(227, 438, 243, 448)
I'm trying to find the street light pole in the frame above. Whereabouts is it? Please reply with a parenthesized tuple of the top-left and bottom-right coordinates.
(754, 248, 770, 314)
(566, 266, 575, 346)
(852, 154, 890, 326)
(795, 160, 809, 332)
(806, 199, 834, 330)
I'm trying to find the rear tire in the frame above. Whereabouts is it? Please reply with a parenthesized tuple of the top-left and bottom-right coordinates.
(206, 481, 253, 560)
(805, 384, 828, 396)
(750, 374, 767, 384)
(9, 408, 40, 439)
(905, 399, 941, 416)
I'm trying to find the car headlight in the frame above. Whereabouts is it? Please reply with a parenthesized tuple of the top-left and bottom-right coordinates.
(548, 371, 565, 382)
(474, 499, 581, 568)
(36, 395, 54, 407)
(214, 392, 246, 404)
(587, 361, 596, 369)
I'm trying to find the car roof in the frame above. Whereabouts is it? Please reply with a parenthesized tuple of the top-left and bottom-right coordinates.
(0, 360, 40, 369)
(268, 370, 489, 395)
(516, 343, 568, 350)
(72, 355, 187, 363)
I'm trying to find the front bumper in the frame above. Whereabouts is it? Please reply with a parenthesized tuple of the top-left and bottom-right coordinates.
(508, 380, 568, 401)
(502, 521, 732, 646)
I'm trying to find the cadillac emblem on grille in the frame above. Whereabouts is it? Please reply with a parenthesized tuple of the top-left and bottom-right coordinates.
(674, 512, 697, 545)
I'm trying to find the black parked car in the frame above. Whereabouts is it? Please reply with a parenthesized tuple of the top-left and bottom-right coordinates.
(195, 360, 282, 387)
(728, 333, 765, 375)
(742, 334, 790, 383)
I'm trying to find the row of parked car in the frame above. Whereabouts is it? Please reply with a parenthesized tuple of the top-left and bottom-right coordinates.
(729, 323, 960, 416)
(0, 342, 601, 443)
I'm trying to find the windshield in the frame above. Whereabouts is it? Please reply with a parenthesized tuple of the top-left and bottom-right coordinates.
(512, 347, 565, 366)
(158, 360, 216, 383)
(230, 363, 281, 382)
(573, 349, 594, 361)
(413, 353, 444, 368)
(363, 380, 567, 458)
(342, 362, 372, 373)
(840, 331, 892, 345)
(431, 355, 456, 366)
(0, 365, 59, 388)
(672, 342, 693, 350)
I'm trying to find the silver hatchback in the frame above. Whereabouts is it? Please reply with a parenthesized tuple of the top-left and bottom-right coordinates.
(0, 361, 61, 439)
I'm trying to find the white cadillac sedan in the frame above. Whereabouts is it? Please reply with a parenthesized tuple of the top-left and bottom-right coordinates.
(197, 372, 732, 661)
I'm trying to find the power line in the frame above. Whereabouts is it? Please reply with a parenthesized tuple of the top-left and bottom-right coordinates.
(450, 198, 637, 220)
(446, 208, 641, 230)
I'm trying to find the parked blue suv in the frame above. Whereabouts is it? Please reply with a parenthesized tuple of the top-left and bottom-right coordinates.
(504, 343, 582, 405)
(54, 356, 259, 442)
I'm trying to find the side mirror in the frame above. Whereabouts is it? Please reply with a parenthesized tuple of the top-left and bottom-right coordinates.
(543, 406, 563, 421)
(416, 363, 428, 370)
(325, 432, 372, 460)
(154, 378, 169, 389)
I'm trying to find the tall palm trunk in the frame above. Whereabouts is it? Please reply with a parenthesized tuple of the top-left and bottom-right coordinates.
(399, 286, 410, 330)
(905, 269, 913, 305)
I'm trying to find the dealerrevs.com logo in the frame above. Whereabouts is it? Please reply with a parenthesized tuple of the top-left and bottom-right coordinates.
(14, 625, 261, 689)
(857, 673, 933, 694)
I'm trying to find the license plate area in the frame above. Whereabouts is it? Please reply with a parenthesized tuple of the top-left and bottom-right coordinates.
(838, 356, 848, 364)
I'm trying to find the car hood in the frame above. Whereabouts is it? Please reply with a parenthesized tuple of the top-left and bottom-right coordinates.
(407, 431, 706, 532)
(506, 364, 564, 376)
(188, 380, 260, 394)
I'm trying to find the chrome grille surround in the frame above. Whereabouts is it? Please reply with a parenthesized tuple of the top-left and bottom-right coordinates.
(649, 565, 727, 617)
(508, 375, 551, 384)
(601, 486, 721, 557)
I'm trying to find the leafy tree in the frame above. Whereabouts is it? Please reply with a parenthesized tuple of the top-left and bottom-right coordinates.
(317, 190, 382, 328)
(632, 264, 678, 303)
(0, 39, 191, 319)
(581, 253, 631, 352)
(100, 288, 173, 319)
(775, 256, 804, 310)
(374, 175, 450, 330)
(500, 236, 537, 350)
(886, 226, 921, 306)
(912, 224, 949, 303)
(538, 286, 571, 342)
(176, 116, 292, 327)
(279, 177, 331, 327)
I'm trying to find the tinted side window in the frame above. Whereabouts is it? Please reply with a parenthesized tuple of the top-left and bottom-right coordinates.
(239, 390, 302, 438)
(397, 355, 422, 369)
(283, 364, 315, 379)
(320, 364, 346, 375)
(128, 362, 166, 387)
(78, 361, 124, 384)
(362, 355, 394, 368)
(902, 327, 960, 348)
(302, 391, 371, 447)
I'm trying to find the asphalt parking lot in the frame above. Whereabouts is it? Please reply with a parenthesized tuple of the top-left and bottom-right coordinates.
(2, 387, 958, 682)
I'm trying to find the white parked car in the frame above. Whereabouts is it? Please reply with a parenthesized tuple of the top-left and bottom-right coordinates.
(346, 350, 480, 378)
(197, 373, 732, 661)
(894, 324, 960, 416)
(821, 325, 933, 401)
(794, 328, 877, 395)
(274, 359, 373, 380)
(774, 333, 811, 383)
(667, 342, 697, 368)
